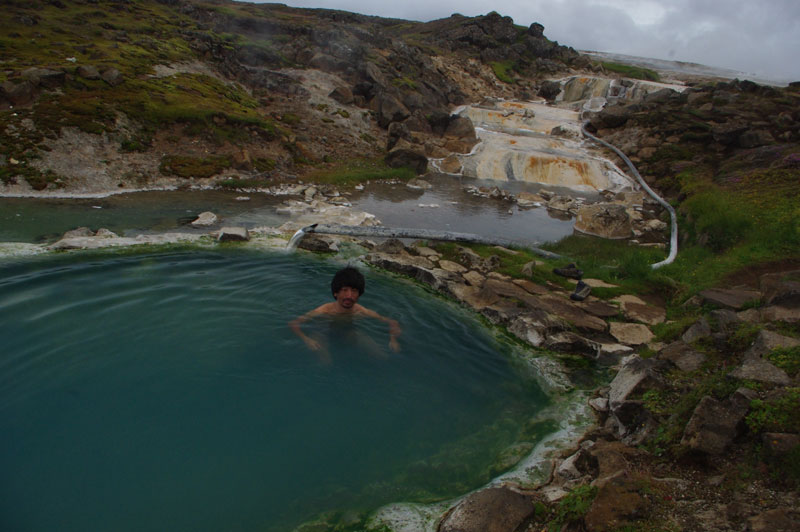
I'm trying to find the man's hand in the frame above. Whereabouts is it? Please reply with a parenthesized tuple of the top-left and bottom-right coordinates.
(303, 336, 322, 351)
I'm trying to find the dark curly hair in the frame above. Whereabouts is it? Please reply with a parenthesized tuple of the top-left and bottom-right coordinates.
(331, 267, 365, 298)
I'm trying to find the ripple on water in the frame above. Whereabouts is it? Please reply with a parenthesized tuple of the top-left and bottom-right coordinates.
(0, 250, 556, 532)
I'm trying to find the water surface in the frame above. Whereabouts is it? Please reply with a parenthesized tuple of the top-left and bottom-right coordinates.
(0, 250, 552, 531)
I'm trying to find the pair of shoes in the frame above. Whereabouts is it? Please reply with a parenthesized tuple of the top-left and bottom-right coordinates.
(570, 280, 591, 301)
(553, 263, 583, 279)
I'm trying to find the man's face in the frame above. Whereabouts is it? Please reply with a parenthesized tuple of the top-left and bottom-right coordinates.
(334, 286, 360, 310)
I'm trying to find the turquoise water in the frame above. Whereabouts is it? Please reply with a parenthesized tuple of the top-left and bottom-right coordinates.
(0, 251, 551, 531)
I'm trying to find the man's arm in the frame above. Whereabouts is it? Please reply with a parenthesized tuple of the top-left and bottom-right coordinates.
(289, 306, 325, 351)
(356, 305, 402, 351)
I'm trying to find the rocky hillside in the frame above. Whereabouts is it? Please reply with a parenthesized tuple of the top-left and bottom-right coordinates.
(0, 0, 586, 193)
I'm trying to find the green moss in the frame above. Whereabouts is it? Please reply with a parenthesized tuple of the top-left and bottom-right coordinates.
(601, 61, 660, 81)
(547, 484, 597, 532)
(765, 346, 800, 376)
(392, 76, 418, 91)
(304, 158, 415, 186)
(490, 60, 516, 84)
(159, 155, 231, 178)
(746, 388, 800, 433)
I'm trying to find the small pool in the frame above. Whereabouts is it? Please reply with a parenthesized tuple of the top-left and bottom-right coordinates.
(0, 250, 554, 531)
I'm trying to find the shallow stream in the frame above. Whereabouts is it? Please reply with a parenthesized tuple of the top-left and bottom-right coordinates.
(0, 250, 556, 531)
(0, 174, 582, 245)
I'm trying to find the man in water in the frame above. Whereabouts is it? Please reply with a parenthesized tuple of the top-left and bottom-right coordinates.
(289, 266, 402, 356)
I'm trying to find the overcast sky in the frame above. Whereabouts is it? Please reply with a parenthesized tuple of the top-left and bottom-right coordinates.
(251, 0, 800, 82)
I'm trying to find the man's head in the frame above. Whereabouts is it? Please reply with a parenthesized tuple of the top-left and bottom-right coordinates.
(331, 266, 365, 299)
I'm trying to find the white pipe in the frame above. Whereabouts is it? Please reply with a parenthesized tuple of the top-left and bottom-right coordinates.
(581, 122, 678, 269)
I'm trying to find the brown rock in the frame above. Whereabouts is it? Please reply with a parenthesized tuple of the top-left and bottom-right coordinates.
(584, 472, 648, 532)
(747, 508, 800, 532)
(574, 204, 633, 239)
(438, 486, 535, 532)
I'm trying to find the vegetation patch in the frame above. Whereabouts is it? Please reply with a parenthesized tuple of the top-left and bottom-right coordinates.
(746, 387, 800, 434)
(304, 158, 415, 186)
(601, 61, 660, 81)
(159, 155, 231, 178)
(490, 60, 516, 83)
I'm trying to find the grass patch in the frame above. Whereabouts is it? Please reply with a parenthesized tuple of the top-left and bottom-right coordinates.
(746, 387, 800, 434)
(546, 484, 597, 531)
(303, 158, 415, 186)
(159, 155, 231, 178)
(601, 61, 660, 81)
(765, 346, 800, 376)
(490, 60, 516, 84)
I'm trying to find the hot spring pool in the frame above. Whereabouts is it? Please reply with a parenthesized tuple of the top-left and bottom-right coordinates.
(0, 250, 554, 531)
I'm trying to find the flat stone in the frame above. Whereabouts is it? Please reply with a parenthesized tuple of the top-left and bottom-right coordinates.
(730, 358, 791, 386)
(747, 508, 800, 532)
(580, 278, 619, 288)
(463, 270, 485, 287)
(449, 283, 499, 311)
(535, 294, 608, 333)
(760, 305, 800, 323)
(609, 322, 654, 345)
(512, 278, 548, 295)
(217, 227, 249, 242)
(596, 342, 634, 365)
(760, 270, 800, 307)
(191, 211, 217, 227)
(439, 259, 467, 273)
(612, 294, 665, 325)
(413, 245, 439, 258)
(699, 288, 761, 310)
(659, 341, 707, 371)
(745, 329, 800, 359)
(576, 299, 620, 318)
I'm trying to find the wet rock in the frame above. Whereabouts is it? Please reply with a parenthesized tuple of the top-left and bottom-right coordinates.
(297, 234, 337, 252)
(595, 342, 634, 365)
(217, 227, 249, 242)
(507, 310, 565, 347)
(385, 148, 428, 175)
(538, 80, 562, 100)
(589, 104, 632, 129)
(681, 388, 757, 455)
(515, 191, 545, 207)
(574, 204, 632, 239)
(191, 211, 217, 227)
(545, 331, 600, 356)
(438, 486, 536, 532)
(444, 115, 476, 140)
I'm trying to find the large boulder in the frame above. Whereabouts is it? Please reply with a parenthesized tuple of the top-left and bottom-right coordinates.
(385, 148, 428, 175)
(574, 204, 633, 239)
(681, 388, 758, 454)
(376, 93, 410, 128)
(438, 486, 536, 532)
(589, 105, 632, 129)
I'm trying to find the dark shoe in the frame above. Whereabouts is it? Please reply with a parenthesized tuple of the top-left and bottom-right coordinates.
(553, 263, 583, 279)
(570, 280, 591, 301)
